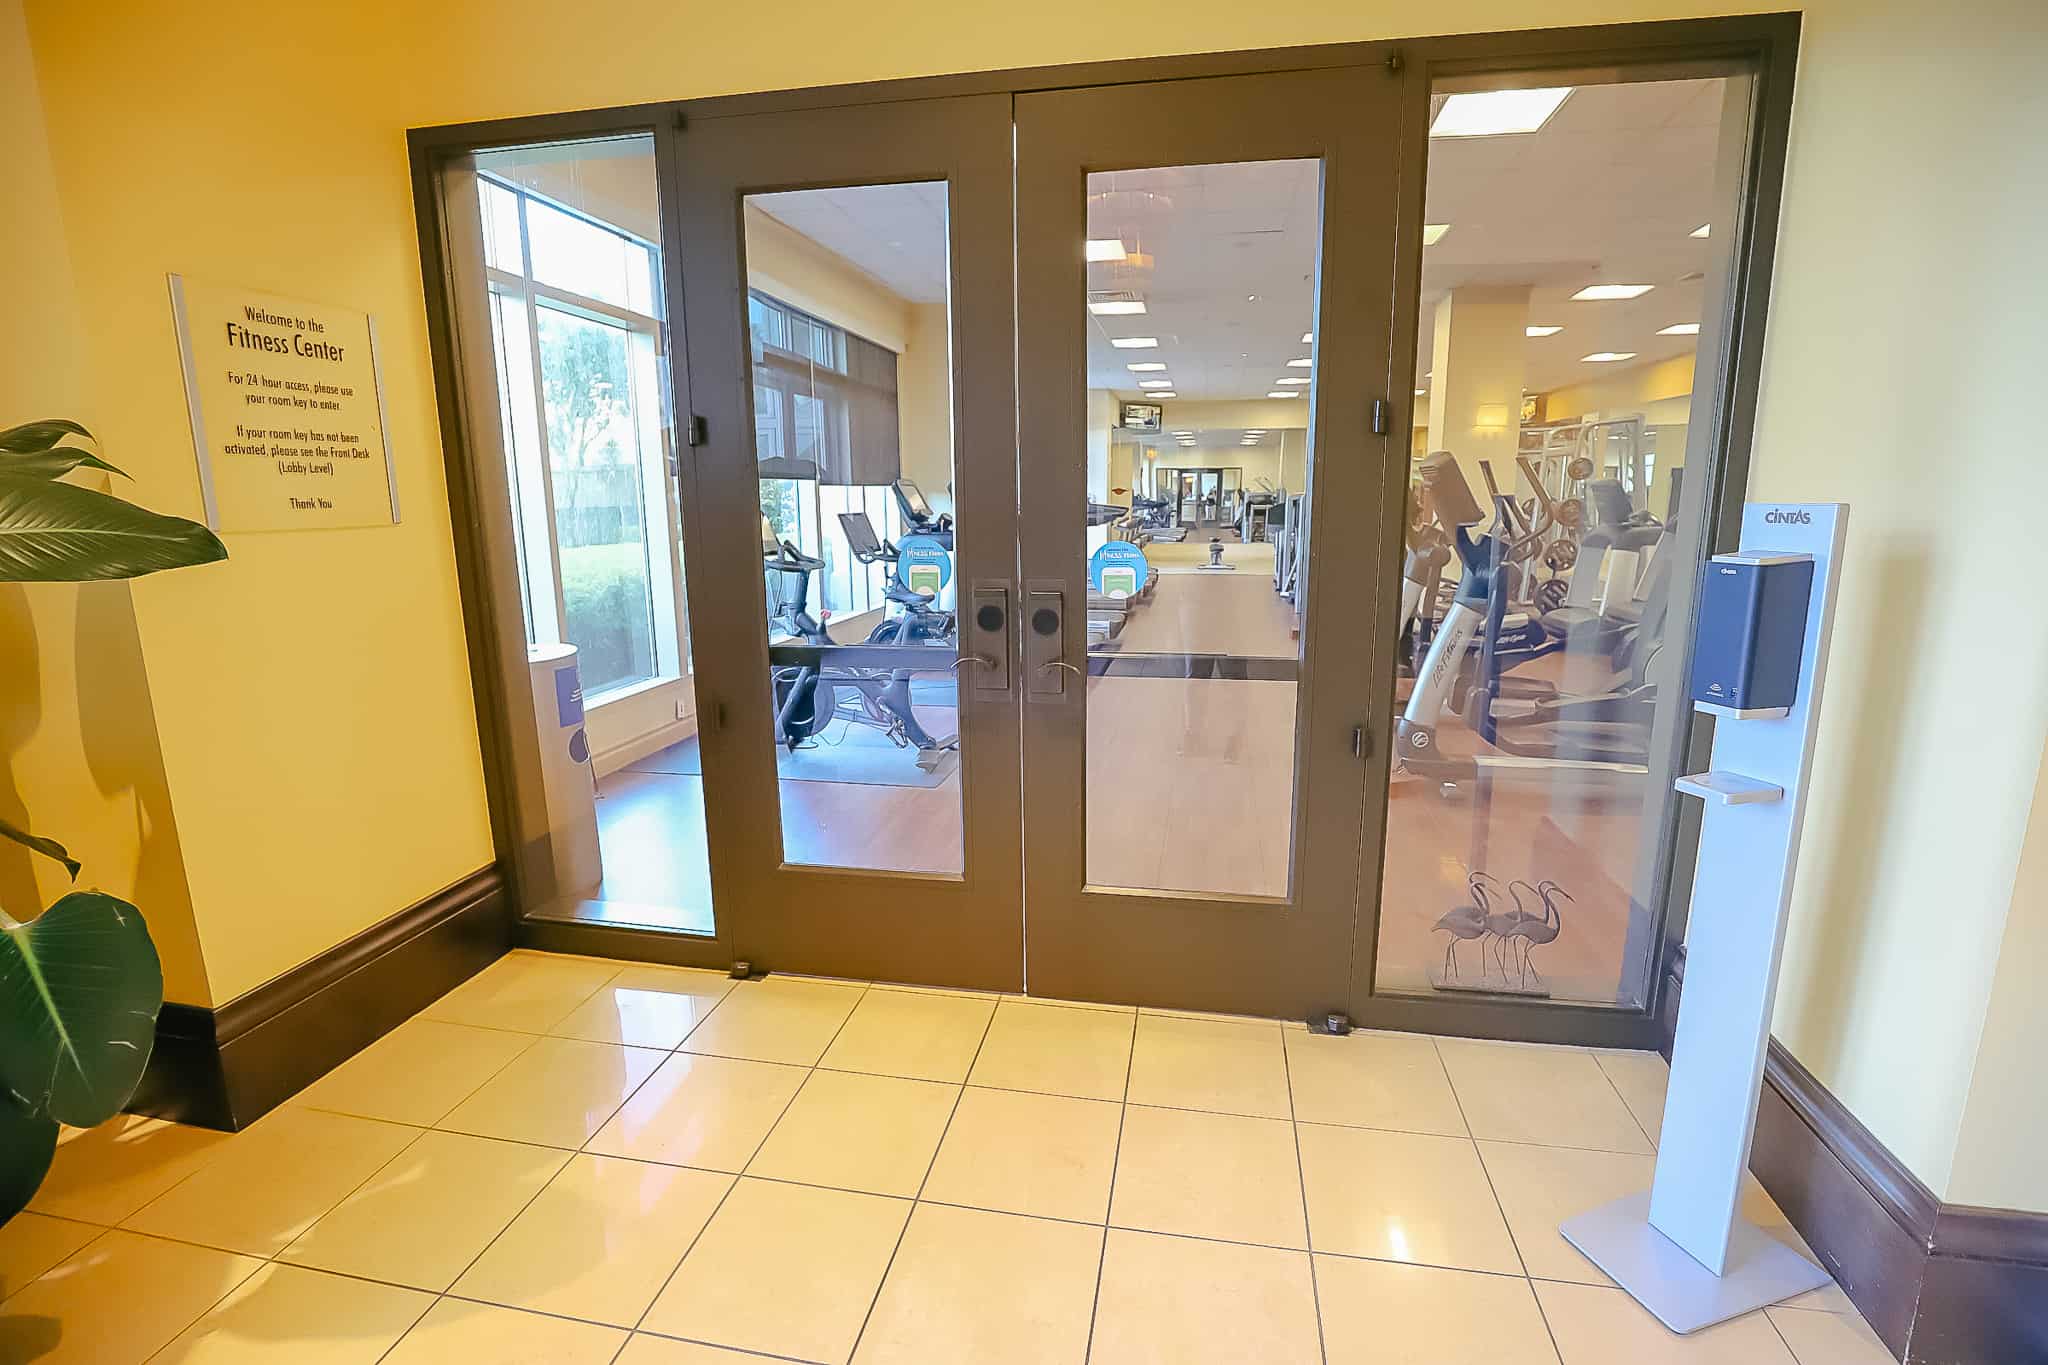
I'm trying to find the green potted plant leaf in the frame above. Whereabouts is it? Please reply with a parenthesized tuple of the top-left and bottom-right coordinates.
(0, 418, 226, 1224)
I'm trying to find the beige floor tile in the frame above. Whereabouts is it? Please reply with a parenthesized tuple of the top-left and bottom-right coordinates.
(279, 1129, 568, 1290)
(643, 1177, 909, 1363)
(29, 1116, 229, 1225)
(1535, 1279, 1798, 1363)
(1316, 1254, 1560, 1364)
(868, 980, 1000, 1000)
(294, 1016, 533, 1127)
(422, 950, 621, 1032)
(1297, 1122, 1522, 1274)
(0, 1213, 100, 1299)
(153, 1262, 433, 1364)
(1285, 1029, 1469, 1136)
(125, 1107, 420, 1256)
(438, 1036, 665, 1148)
(1594, 1050, 1669, 1146)
(1110, 1104, 1306, 1249)
(820, 987, 996, 1082)
(618, 1336, 781, 1363)
(1478, 1140, 1657, 1284)
(1765, 1306, 1898, 1364)
(454, 1154, 731, 1326)
(552, 966, 734, 1048)
(0, 1229, 261, 1364)
(680, 975, 865, 1065)
(1126, 1012, 1290, 1118)
(967, 999, 1134, 1101)
(747, 1068, 959, 1197)
(382, 1297, 626, 1364)
(1090, 1227, 1320, 1365)
(586, 1051, 808, 1172)
(922, 1086, 1122, 1222)
(1438, 1040, 1654, 1153)
(853, 1202, 1102, 1365)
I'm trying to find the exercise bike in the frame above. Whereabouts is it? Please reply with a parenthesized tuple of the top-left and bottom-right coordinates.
(891, 478, 955, 548)
(764, 520, 957, 772)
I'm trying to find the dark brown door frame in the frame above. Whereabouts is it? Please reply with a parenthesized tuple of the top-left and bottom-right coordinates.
(407, 14, 1801, 1019)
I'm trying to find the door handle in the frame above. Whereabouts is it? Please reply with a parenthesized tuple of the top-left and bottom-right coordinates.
(1039, 660, 1081, 678)
(1024, 581, 1071, 701)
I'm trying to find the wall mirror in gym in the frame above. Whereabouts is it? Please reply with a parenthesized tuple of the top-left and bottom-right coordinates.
(742, 182, 965, 876)
(1377, 72, 1747, 1009)
(439, 133, 715, 938)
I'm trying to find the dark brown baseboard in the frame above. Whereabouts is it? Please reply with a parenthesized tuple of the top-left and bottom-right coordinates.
(1662, 948, 2048, 1364)
(130, 865, 511, 1131)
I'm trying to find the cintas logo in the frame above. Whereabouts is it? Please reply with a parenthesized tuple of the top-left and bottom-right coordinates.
(1764, 508, 1812, 524)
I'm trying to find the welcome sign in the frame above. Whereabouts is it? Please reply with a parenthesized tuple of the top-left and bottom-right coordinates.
(169, 275, 400, 532)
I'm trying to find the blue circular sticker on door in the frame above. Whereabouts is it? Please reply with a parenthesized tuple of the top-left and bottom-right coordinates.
(1090, 541, 1150, 599)
(895, 534, 953, 598)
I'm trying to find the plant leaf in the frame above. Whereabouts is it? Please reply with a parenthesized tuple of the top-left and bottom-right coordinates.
(0, 891, 162, 1129)
(0, 820, 78, 880)
(0, 447, 127, 481)
(0, 420, 93, 454)
(0, 474, 226, 582)
(0, 1092, 59, 1225)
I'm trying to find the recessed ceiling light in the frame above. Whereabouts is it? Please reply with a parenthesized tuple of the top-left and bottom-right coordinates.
(1571, 284, 1655, 301)
(1581, 352, 1637, 363)
(1415, 388, 1427, 396)
(1301, 332, 1314, 344)
(1658, 322, 1702, 335)
(1084, 238, 1129, 262)
(1430, 87, 1573, 138)
(1525, 325, 1564, 337)
(1110, 337, 1159, 349)
(1126, 362, 1167, 372)
(1138, 379, 1173, 389)
(1171, 430, 1193, 436)
(1245, 429, 1266, 434)
(1266, 391, 1300, 399)
(1691, 223, 1711, 239)
(1246, 294, 1258, 302)
(1286, 358, 1313, 368)
(1089, 300, 1146, 316)
(1423, 223, 1450, 245)
(1274, 377, 1311, 385)
(1151, 391, 1177, 398)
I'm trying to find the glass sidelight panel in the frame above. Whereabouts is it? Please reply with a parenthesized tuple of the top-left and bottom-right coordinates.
(1081, 160, 1319, 900)
(742, 183, 964, 875)
(1378, 75, 1737, 1005)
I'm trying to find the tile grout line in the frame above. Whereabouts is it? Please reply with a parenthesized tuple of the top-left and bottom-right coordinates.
(843, 989, 1003, 1362)
(1590, 1051, 1660, 1152)
(1079, 1000, 1140, 1364)
(1282, 1032, 1331, 1365)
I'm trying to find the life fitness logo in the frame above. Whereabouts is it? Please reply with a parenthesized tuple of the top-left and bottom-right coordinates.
(1764, 508, 1812, 524)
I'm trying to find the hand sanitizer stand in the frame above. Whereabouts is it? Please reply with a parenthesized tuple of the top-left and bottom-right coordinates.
(1559, 502, 1847, 1333)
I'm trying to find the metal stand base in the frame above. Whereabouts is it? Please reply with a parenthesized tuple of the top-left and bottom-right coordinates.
(1560, 1192, 1832, 1334)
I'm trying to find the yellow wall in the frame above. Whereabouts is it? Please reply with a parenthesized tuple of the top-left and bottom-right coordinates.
(897, 303, 955, 515)
(1543, 353, 1698, 519)
(18, 0, 2048, 1203)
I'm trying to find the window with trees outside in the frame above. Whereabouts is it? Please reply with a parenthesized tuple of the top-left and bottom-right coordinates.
(479, 170, 683, 699)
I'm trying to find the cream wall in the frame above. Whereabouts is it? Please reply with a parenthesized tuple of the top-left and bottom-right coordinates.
(897, 303, 955, 516)
(17, 0, 2048, 1202)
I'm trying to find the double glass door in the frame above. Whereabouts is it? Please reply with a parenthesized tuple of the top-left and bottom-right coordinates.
(671, 68, 1398, 1019)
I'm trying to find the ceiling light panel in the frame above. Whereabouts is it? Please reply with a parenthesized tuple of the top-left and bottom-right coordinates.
(1126, 362, 1167, 372)
(1266, 391, 1300, 399)
(1110, 337, 1159, 349)
(1088, 300, 1146, 316)
(1691, 223, 1711, 239)
(1138, 379, 1173, 389)
(1084, 238, 1129, 262)
(1581, 352, 1637, 363)
(1422, 223, 1450, 246)
(1658, 323, 1701, 335)
(1286, 358, 1313, 367)
(1430, 87, 1573, 138)
(1526, 325, 1563, 337)
(1571, 284, 1655, 301)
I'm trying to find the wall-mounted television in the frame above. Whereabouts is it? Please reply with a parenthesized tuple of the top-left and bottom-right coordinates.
(1120, 402, 1163, 433)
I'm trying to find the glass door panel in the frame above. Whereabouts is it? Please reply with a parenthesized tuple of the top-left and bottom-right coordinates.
(672, 95, 1024, 989)
(1016, 68, 1399, 1020)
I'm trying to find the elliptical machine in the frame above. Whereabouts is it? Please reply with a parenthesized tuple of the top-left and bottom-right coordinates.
(763, 518, 957, 772)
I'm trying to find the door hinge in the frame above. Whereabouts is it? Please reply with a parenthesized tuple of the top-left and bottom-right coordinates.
(1353, 724, 1371, 759)
(1385, 51, 1404, 75)
(673, 109, 688, 132)
(685, 413, 708, 447)
(1371, 398, 1390, 436)
(713, 700, 728, 730)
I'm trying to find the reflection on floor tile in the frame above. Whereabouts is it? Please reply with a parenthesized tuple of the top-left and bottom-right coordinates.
(1438, 1040, 1654, 1153)
(968, 999, 1134, 1101)
(380, 1297, 626, 1364)
(0, 1213, 100, 1299)
(438, 1035, 664, 1148)
(422, 950, 621, 1033)
(0, 1229, 261, 1365)
(922, 1085, 1122, 1223)
(617, 1335, 780, 1363)
(1536, 1279, 1798, 1363)
(1091, 1227, 1320, 1365)
(681, 976, 865, 1065)
(820, 986, 996, 1082)
(645, 1177, 908, 1363)
(294, 1017, 532, 1127)
(453, 1154, 731, 1326)
(278, 1130, 566, 1290)
(1316, 1255, 1560, 1364)
(1284, 1028, 1468, 1136)
(153, 1262, 432, 1364)
(586, 1051, 807, 1171)
(1111, 1104, 1306, 1249)
(1297, 1123, 1522, 1275)
(30, 1116, 229, 1226)
(854, 1203, 1102, 1365)
(551, 966, 732, 1049)
(747, 1068, 959, 1197)
(1127, 1012, 1290, 1118)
